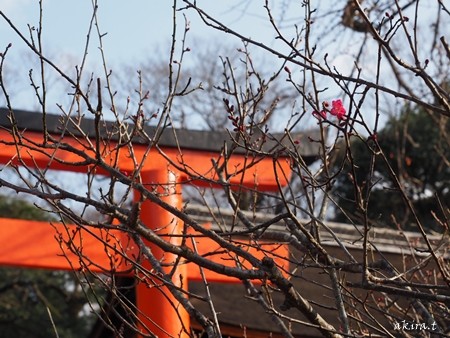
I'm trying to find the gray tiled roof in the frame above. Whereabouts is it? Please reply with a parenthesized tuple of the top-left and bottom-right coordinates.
(186, 204, 449, 257)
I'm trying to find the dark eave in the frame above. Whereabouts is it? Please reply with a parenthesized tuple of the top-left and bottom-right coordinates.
(0, 107, 320, 163)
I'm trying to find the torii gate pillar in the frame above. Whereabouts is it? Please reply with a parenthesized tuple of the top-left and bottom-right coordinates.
(136, 169, 189, 337)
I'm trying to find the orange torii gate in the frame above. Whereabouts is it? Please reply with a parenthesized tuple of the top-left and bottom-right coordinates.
(0, 108, 318, 337)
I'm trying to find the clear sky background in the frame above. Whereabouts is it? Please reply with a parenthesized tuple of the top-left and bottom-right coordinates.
(2, 0, 330, 127)
(1, 1, 305, 114)
(1, 1, 182, 63)
(1, 1, 279, 67)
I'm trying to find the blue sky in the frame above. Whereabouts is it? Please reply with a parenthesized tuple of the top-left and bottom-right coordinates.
(0, 1, 278, 67)
(1, 1, 306, 116)
(1, 1, 186, 64)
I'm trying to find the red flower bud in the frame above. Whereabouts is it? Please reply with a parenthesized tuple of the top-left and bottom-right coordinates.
(312, 110, 327, 120)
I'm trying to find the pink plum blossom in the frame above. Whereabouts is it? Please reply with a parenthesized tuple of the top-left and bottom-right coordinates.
(330, 99, 346, 120)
